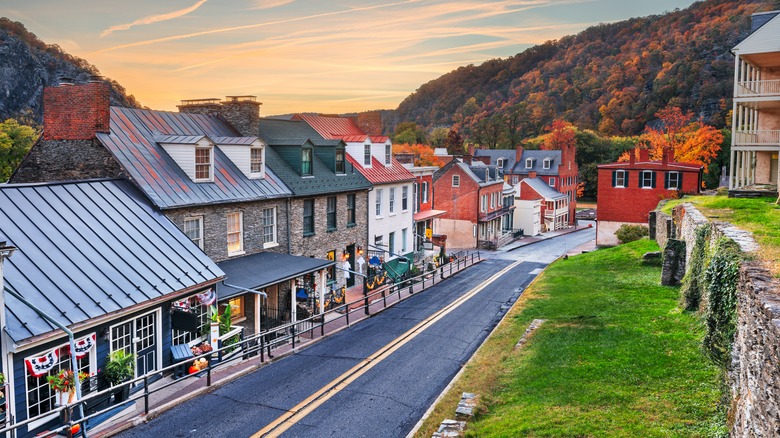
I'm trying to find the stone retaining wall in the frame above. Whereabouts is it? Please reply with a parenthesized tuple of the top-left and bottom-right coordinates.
(654, 203, 780, 437)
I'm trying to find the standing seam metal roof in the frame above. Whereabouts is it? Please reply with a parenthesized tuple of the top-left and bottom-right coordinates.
(0, 180, 224, 344)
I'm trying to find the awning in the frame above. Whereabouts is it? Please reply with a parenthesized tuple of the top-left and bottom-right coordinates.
(414, 209, 447, 222)
(217, 252, 335, 299)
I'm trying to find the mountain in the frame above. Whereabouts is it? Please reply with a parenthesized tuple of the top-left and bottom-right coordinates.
(0, 18, 140, 124)
(394, 0, 774, 139)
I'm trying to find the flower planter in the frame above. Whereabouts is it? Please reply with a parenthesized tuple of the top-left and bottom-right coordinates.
(112, 384, 130, 403)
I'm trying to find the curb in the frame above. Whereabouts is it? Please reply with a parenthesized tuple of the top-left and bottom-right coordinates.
(506, 224, 594, 252)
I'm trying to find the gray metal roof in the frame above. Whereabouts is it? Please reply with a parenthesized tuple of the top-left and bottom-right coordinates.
(217, 252, 335, 299)
(0, 179, 224, 344)
(97, 107, 292, 210)
(473, 149, 517, 172)
(521, 177, 567, 200)
(514, 150, 561, 175)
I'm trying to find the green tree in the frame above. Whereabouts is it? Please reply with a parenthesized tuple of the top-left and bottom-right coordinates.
(429, 127, 449, 147)
(393, 122, 427, 145)
(0, 119, 38, 182)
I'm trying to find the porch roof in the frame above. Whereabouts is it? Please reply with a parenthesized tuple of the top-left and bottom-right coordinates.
(217, 252, 335, 299)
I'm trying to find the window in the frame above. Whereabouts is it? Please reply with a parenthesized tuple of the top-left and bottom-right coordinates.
(301, 148, 312, 176)
(26, 340, 95, 419)
(263, 207, 277, 246)
(525, 158, 533, 169)
(666, 171, 681, 190)
(375, 189, 383, 217)
(452, 175, 460, 187)
(184, 216, 203, 249)
(422, 182, 429, 203)
(511, 176, 518, 185)
(303, 199, 315, 235)
(374, 234, 383, 250)
(327, 196, 337, 230)
(227, 297, 245, 321)
(364, 144, 371, 165)
(172, 295, 210, 345)
(402, 228, 408, 253)
(549, 177, 555, 187)
(613, 170, 626, 188)
(388, 231, 395, 255)
(402, 186, 409, 211)
(496, 158, 505, 168)
(640, 170, 656, 188)
(481, 194, 487, 212)
(385, 144, 391, 165)
(389, 188, 396, 213)
(490, 192, 495, 209)
(250, 147, 263, 174)
(543, 158, 551, 170)
(347, 194, 356, 226)
(227, 212, 243, 255)
(335, 148, 345, 174)
(195, 147, 212, 181)
(413, 183, 419, 213)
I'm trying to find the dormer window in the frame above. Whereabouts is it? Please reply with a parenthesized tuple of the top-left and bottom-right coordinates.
(525, 158, 533, 169)
(195, 147, 213, 182)
(336, 148, 345, 174)
(485, 169, 490, 181)
(250, 147, 263, 175)
(496, 158, 505, 168)
(385, 144, 391, 165)
(543, 158, 551, 170)
(302, 147, 313, 176)
(364, 144, 371, 166)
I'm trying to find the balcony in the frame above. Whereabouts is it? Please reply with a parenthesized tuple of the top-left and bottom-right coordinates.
(734, 130, 780, 147)
(736, 80, 780, 98)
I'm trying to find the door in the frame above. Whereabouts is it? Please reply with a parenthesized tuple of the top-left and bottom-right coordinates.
(346, 244, 356, 287)
(771, 153, 778, 184)
(111, 310, 160, 382)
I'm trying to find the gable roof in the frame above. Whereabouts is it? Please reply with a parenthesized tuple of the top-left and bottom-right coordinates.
(513, 150, 561, 175)
(264, 147, 371, 196)
(295, 114, 390, 142)
(97, 107, 292, 209)
(472, 149, 517, 172)
(434, 159, 503, 188)
(345, 155, 414, 185)
(521, 177, 567, 200)
(733, 11, 780, 54)
(0, 179, 224, 345)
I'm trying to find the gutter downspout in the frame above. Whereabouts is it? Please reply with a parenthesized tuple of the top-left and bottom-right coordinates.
(3, 286, 88, 438)
(286, 197, 292, 255)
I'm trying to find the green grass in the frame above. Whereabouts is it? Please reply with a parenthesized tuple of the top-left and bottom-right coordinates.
(662, 194, 780, 274)
(416, 240, 725, 437)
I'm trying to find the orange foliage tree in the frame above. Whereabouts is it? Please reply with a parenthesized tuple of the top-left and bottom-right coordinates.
(621, 107, 723, 171)
(392, 143, 442, 167)
(542, 119, 576, 151)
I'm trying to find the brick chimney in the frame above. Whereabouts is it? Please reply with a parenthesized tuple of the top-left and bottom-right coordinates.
(44, 81, 110, 140)
(639, 148, 649, 162)
(356, 111, 382, 136)
(662, 148, 669, 165)
(515, 145, 524, 165)
(629, 149, 635, 165)
(529, 171, 537, 179)
(467, 143, 475, 156)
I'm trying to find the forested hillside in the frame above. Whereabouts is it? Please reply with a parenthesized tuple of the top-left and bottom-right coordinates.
(395, 0, 774, 142)
(0, 18, 140, 123)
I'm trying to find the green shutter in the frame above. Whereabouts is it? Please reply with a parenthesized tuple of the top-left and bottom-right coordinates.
(612, 170, 617, 187)
(678, 172, 683, 190)
(664, 172, 669, 189)
(625, 171, 629, 187)
(651, 171, 656, 188)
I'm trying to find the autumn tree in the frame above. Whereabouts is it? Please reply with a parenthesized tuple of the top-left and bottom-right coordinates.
(393, 143, 442, 167)
(444, 129, 464, 155)
(542, 119, 576, 151)
(473, 114, 503, 149)
(0, 119, 38, 182)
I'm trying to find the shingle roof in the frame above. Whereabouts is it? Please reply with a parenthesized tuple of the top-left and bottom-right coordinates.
(265, 147, 371, 196)
(97, 107, 292, 209)
(258, 118, 334, 146)
(512, 150, 561, 175)
(0, 179, 224, 344)
(346, 155, 414, 184)
(521, 177, 567, 200)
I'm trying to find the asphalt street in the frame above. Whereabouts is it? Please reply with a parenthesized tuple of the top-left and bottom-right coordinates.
(116, 227, 595, 437)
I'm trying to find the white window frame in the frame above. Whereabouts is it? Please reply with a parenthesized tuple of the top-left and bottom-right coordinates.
(422, 182, 429, 204)
(364, 144, 372, 166)
(385, 144, 392, 165)
(490, 192, 495, 209)
(375, 188, 383, 217)
(183, 216, 204, 250)
(227, 211, 244, 256)
(194, 146, 213, 182)
(263, 207, 278, 248)
(525, 158, 533, 169)
(667, 171, 680, 190)
(389, 188, 396, 214)
(641, 170, 654, 188)
(615, 170, 626, 188)
(496, 158, 505, 168)
(549, 177, 556, 187)
(389, 231, 395, 255)
(402, 186, 409, 211)
(250, 146, 264, 177)
(402, 228, 408, 253)
(481, 194, 487, 212)
(452, 175, 460, 187)
(543, 158, 551, 170)
(511, 176, 518, 185)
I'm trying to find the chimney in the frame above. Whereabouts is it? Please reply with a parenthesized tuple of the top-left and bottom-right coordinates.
(662, 148, 669, 165)
(515, 145, 524, 164)
(178, 95, 262, 137)
(629, 149, 635, 166)
(667, 148, 675, 163)
(43, 81, 111, 141)
(356, 111, 383, 136)
(639, 148, 649, 162)
(529, 170, 537, 179)
(467, 143, 475, 156)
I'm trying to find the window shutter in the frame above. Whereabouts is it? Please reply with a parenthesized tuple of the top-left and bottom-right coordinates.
(678, 172, 683, 190)
(612, 171, 617, 187)
(651, 171, 656, 188)
(664, 172, 669, 189)
(639, 171, 643, 188)
(624, 171, 629, 187)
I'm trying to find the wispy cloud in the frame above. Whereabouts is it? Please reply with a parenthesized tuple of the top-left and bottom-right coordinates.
(249, 0, 295, 10)
(101, 0, 210, 37)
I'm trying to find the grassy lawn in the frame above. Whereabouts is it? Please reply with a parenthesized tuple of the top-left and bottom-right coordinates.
(662, 194, 780, 274)
(416, 240, 725, 437)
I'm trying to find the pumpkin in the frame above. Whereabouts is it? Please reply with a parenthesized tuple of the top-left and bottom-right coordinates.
(188, 365, 199, 374)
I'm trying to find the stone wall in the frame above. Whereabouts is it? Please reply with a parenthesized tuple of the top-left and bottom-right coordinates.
(655, 203, 780, 437)
(10, 138, 125, 183)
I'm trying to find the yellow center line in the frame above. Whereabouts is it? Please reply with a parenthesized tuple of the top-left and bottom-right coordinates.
(253, 260, 523, 438)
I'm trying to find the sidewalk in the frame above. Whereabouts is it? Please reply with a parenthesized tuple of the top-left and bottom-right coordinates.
(500, 221, 595, 252)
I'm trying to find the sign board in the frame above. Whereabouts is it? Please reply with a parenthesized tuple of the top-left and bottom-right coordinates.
(425, 228, 433, 239)
(423, 242, 433, 250)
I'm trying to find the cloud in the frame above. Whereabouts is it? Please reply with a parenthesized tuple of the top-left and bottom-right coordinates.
(249, 0, 295, 10)
(101, 0, 210, 37)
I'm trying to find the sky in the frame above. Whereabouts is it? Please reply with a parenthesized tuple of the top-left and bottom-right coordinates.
(1, 0, 698, 115)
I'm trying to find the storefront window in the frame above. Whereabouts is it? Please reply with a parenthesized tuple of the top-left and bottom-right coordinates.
(25, 340, 95, 419)
(172, 295, 210, 345)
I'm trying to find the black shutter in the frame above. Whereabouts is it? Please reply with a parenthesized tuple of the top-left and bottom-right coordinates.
(625, 171, 629, 188)
(678, 172, 683, 190)
(651, 171, 657, 188)
(664, 172, 669, 189)
(639, 171, 643, 188)
(612, 170, 617, 187)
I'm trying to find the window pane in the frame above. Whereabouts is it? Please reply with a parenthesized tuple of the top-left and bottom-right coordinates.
(304, 200, 314, 234)
(336, 149, 345, 173)
(184, 217, 203, 249)
(251, 148, 263, 173)
(227, 212, 242, 253)
(376, 189, 382, 216)
(385, 145, 391, 165)
(302, 149, 312, 175)
(347, 194, 356, 225)
(195, 148, 211, 180)
(327, 196, 337, 229)
(389, 188, 395, 213)
(364, 145, 371, 165)
(263, 208, 276, 244)
(402, 186, 408, 210)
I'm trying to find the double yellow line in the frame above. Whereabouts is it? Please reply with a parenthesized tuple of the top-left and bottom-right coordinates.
(254, 260, 523, 437)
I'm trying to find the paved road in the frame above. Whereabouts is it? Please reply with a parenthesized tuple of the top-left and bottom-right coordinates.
(117, 228, 595, 437)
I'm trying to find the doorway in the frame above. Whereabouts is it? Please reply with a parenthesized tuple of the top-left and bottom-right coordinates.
(346, 244, 356, 287)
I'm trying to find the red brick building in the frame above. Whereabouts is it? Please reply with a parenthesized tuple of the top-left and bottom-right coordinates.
(516, 174, 569, 232)
(433, 159, 512, 249)
(596, 148, 702, 246)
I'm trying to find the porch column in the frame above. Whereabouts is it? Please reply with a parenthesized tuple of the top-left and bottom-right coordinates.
(291, 279, 297, 324)
(318, 269, 326, 314)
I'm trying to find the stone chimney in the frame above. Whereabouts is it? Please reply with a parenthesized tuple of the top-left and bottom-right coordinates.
(43, 81, 110, 140)
(639, 148, 649, 162)
(178, 96, 261, 137)
(515, 145, 524, 164)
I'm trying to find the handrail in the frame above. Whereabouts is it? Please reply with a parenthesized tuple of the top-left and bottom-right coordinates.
(736, 79, 780, 97)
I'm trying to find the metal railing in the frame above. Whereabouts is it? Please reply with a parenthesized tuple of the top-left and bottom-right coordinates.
(736, 80, 780, 97)
(734, 130, 780, 146)
(4, 252, 482, 438)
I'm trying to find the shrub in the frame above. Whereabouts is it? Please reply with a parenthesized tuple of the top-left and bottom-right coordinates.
(680, 225, 711, 311)
(702, 238, 741, 367)
(615, 224, 649, 244)
(102, 350, 135, 386)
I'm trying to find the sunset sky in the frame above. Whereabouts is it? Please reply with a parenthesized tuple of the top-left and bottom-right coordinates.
(2, 0, 697, 115)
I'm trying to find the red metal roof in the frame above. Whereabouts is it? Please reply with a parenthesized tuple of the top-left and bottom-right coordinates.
(414, 209, 447, 222)
(295, 114, 389, 142)
(346, 155, 414, 184)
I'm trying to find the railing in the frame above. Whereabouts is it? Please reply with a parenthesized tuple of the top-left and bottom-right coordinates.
(736, 80, 780, 97)
(4, 252, 483, 438)
(734, 130, 780, 146)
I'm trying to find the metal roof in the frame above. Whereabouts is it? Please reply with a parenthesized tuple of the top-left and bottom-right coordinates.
(514, 150, 561, 175)
(294, 114, 389, 142)
(346, 155, 415, 185)
(265, 147, 371, 197)
(97, 107, 292, 210)
(0, 179, 224, 344)
(521, 177, 567, 200)
(217, 252, 335, 299)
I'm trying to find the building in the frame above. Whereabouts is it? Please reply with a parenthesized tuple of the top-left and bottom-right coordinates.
(10, 83, 336, 338)
(395, 154, 446, 262)
(470, 144, 579, 225)
(295, 114, 416, 278)
(0, 179, 223, 437)
(432, 159, 513, 249)
(597, 148, 702, 246)
(515, 175, 569, 233)
(729, 10, 780, 196)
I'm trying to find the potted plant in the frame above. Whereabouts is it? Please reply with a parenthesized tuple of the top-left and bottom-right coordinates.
(102, 350, 135, 402)
(47, 369, 90, 405)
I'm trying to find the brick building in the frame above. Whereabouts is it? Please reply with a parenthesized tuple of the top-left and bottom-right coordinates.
(433, 159, 513, 249)
(596, 148, 702, 246)
(515, 174, 569, 233)
(395, 154, 446, 261)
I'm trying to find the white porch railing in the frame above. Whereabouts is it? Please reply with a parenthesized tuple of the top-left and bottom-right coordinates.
(736, 80, 780, 97)
(734, 130, 780, 145)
